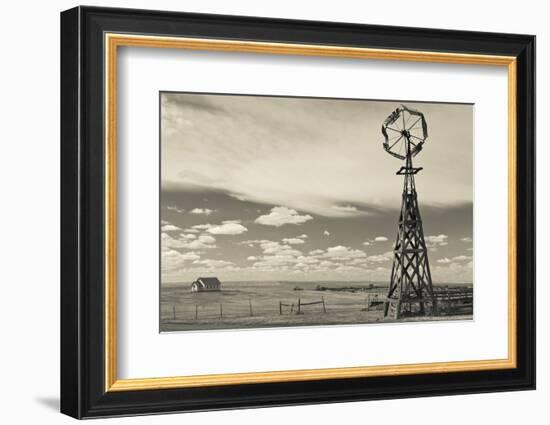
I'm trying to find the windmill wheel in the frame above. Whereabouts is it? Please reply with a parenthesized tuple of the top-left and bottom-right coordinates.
(381, 105, 428, 160)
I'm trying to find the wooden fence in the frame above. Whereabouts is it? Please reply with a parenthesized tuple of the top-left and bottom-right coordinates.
(279, 297, 326, 315)
(168, 299, 256, 321)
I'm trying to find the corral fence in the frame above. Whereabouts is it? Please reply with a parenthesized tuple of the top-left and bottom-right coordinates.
(433, 286, 473, 314)
(279, 297, 326, 315)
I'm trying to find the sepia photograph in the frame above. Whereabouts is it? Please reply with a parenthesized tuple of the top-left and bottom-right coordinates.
(159, 92, 474, 332)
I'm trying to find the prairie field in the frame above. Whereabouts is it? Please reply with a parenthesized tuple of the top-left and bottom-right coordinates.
(160, 281, 473, 332)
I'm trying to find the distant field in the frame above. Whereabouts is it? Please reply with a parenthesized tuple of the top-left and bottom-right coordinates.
(160, 281, 472, 332)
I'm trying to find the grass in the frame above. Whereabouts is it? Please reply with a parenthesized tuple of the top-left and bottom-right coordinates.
(160, 281, 472, 332)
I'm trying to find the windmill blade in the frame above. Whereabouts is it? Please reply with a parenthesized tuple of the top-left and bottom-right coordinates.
(381, 105, 428, 160)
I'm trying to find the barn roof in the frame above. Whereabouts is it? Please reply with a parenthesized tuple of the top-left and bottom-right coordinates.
(196, 277, 221, 286)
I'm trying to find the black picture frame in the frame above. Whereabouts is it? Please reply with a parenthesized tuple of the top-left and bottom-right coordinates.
(60, 5, 535, 419)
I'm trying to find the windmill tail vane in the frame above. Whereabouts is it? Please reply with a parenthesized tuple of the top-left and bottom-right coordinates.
(380, 105, 437, 320)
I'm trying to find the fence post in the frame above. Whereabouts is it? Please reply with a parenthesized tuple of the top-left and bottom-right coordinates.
(220, 303, 223, 319)
(195, 304, 198, 320)
(322, 297, 326, 313)
(172, 305, 176, 320)
(249, 298, 253, 316)
(297, 298, 301, 314)
(279, 301, 282, 315)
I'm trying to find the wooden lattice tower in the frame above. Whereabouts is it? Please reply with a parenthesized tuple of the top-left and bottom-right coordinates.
(380, 106, 437, 320)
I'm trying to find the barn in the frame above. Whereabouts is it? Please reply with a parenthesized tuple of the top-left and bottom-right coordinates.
(191, 277, 222, 292)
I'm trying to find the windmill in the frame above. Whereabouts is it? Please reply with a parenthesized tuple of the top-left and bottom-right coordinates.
(381, 105, 437, 320)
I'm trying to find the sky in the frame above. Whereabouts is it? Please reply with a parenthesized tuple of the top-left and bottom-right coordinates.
(160, 92, 473, 284)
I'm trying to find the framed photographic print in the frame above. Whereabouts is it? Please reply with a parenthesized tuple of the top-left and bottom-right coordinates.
(60, 6, 535, 419)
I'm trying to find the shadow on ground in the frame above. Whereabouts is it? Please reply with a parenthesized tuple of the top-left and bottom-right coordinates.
(35, 396, 59, 411)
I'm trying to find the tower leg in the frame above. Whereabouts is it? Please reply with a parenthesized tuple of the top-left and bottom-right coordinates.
(384, 187, 437, 320)
(385, 299, 401, 320)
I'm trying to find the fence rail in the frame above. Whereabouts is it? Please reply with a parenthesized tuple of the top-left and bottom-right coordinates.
(279, 297, 326, 315)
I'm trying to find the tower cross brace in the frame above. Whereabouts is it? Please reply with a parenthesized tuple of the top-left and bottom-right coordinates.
(384, 131, 437, 320)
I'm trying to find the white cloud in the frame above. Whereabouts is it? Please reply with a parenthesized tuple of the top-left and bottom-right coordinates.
(186, 235, 216, 250)
(362, 241, 371, 246)
(162, 232, 216, 250)
(194, 259, 235, 268)
(282, 237, 305, 245)
(192, 220, 248, 235)
(161, 233, 185, 249)
(189, 208, 215, 215)
(331, 204, 365, 215)
(433, 255, 474, 283)
(238, 239, 267, 245)
(460, 237, 473, 243)
(298, 234, 308, 239)
(197, 234, 216, 244)
(253, 254, 300, 268)
(161, 248, 200, 271)
(255, 207, 312, 227)
(207, 222, 248, 235)
(323, 245, 367, 260)
(366, 251, 394, 263)
(183, 228, 200, 233)
(161, 224, 181, 232)
(260, 241, 302, 256)
(323, 230, 330, 236)
(348, 258, 366, 266)
(243, 239, 312, 269)
(166, 206, 185, 213)
(163, 238, 402, 280)
(425, 234, 449, 250)
(180, 252, 201, 260)
(242, 239, 303, 257)
(295, 256, 319, 264)
(303, 246, 371, 265)
(433, 259, 473, 283)
(425, 234, 448, 244)
(451, 255, 472, 262)
(374, 236, 388, 242)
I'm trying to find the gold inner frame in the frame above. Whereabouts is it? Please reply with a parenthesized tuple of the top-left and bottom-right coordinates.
(104, 33, 517, 392)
